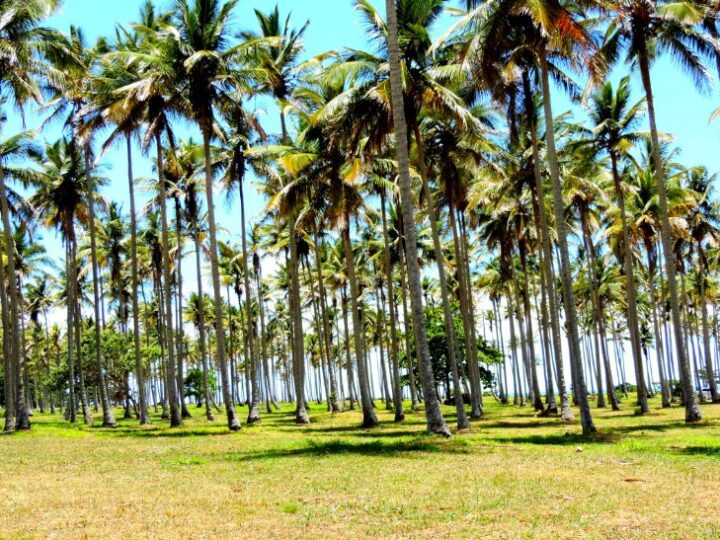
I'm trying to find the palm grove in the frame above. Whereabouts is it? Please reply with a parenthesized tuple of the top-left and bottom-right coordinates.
(2, 0, 720, 438)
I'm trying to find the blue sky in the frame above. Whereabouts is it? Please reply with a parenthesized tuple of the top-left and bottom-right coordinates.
(9, 0, 720, 266)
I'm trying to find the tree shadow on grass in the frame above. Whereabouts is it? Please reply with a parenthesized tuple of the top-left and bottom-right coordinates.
(672, 446, 720, 457)
(489, 432, 620, 446)
(223, 437, 469, 462)
(98, 427, 236, 438)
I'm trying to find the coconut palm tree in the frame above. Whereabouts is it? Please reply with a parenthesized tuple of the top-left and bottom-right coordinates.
(167, 0, 246, 431)
(29, 138, 98, 425)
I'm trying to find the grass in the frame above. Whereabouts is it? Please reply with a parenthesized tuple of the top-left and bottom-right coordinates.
(1, 396, 719, 539)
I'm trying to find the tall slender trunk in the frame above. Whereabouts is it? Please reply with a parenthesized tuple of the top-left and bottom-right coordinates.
(126, 137, 149, 424)
(398, 258, 420, 410)
(156, 134, 181, 428)
(201, 128, 240, 430)
(523, 71, 573, 421)
(0, 182, 15, 430)
(342, 225, 378, 428)
(74, 264, 92, 425)
(85, 149, 116, 427)
(380, 190, 404, 421)
(411, 126, 469, 428)
(193, 227, 214, 421)
(610, 154, 648, 412)
(0, 166, 28, 429)
(239, 178, 261, 424)
(174, 198, 190, 419)
(638, 48, 701, 422)
(697, 241, 719, 402)
(288, 213, 309, 424)
(340, 289, 356, 410)
(64, 235, 77, 424)
(313, 237, 340, 412)
(539, 50, 594, 433)
(386, 0, 449, 436)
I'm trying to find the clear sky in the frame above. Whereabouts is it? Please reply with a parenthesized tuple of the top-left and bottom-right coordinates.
(9, 0, 720, 270)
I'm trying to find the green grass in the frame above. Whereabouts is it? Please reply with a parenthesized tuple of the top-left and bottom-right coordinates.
(1, 396, 720, 539)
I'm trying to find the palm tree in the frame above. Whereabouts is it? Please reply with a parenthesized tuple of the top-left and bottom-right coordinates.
(385, 0, 450, 437)
(597, 0, 718, 422)
(29, 138, 96, 425)
(168, 0, 246, 431)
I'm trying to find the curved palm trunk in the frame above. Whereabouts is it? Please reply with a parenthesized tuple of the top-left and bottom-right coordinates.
(638, 50, 701, 421)
(380, 190, 404, 421)
(523, 71, 573, 421)
(413, 127, 470, 428)
(85, 149, 116, 427)
(155, 135, 182, 428)
(539, 51, 594, 434)
(200, 129, 241, 431)
(386, 0, 449, 437)
(126, 137, 149, 424)
(609, 154, 648, 412)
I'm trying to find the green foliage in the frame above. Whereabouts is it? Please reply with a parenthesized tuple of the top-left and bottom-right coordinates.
(184, 368, 217, 401)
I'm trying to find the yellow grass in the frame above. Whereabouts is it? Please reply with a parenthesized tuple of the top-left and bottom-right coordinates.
(1, 396, 719, 539)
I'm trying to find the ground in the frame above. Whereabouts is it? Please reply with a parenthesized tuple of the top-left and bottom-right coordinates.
(1, 396, 719, 539)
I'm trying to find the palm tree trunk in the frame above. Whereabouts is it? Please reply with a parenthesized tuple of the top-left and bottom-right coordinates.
(342, 225, 378, 427)
(74, 277, 92, 425)
(155, 134, 181, 428)
(412, 125, 469, 429)
(288, 213, 309, 424)
(0, 166, 29, 430)
(174, 198, 190, 419)
(609, 154, 649, 412)
(85, 149, 116, 427)
(638, 47, 701, 422)
(379, 190, 405, 421)
(126, 137, 149, 424)
(523, 71, 573, 421)
(386, 0, 449, 436)
(0, 188, 15, 430)
(200, 129, 241, 430)
(398, 258, 420, 410)
(238, 178, 261, 424)
(193, 228, 215, 421)
(539, 50, 594, 434)
(697, 241, 719, 402)
(313, 237, 340, 412)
